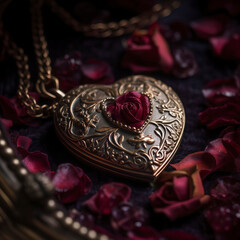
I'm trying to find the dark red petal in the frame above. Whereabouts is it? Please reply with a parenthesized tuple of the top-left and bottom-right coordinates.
(22, 151, 51, 173)
(202, 77, 240, 106)
(199, 103, 240, 129)
(151, 27, 174, 73)
(84, 182, 131, 215)
(52, 163, 92, 203)
(210, 34, 240, 60)
(205, 138, 236, 172)
(191, 15, 229, 40)
(171, 151, 216, 178)
(16, 135, 32, 150)
(210, 37, 228, 56)
(0, 118, 13, 131)
(121, 31, 161, 73)
(151, 196, 205, 221)
(82, 59, 110, 79)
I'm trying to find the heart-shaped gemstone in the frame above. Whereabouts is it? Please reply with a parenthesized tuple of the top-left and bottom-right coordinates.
(54, 75, 185, 182)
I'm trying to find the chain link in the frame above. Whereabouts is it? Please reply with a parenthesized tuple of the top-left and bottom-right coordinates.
(0, 0, 180, 119)
(46, 0, 181, 38)
(0, 22, 55, 118)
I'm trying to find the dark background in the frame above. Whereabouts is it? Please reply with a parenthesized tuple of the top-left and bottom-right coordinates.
(0, 0, 237, 239)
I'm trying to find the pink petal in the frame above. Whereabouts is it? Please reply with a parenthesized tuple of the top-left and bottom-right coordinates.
(22, 151, 51, 173)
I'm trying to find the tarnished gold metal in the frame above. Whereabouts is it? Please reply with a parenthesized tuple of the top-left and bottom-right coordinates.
(54, 75, 185, 181)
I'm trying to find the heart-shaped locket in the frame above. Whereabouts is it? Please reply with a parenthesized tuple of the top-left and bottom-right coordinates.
(54, 75, 185, 182)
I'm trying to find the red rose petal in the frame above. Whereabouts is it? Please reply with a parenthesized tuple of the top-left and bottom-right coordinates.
(22, 151, 51, 173)
(210, 34, 240, 60)
(0, 118, 13, 131)
(202, 77, 240, 106)
(171, 151, 216, 178)
(16, 135, 32, 151)
(52, 163, 92, 204)
(151, 26, 174, 73)
(191, 15, 229, 40)
(0, 93, 39, 126)
(205, 138, 236, 172)
(84, 182, 131, 215)
(199, 103, 240, 129)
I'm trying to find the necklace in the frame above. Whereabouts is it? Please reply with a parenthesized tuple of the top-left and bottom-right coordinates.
(1, 0, 185, 182)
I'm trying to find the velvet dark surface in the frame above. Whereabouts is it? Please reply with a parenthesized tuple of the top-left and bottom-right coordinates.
(0, 0, 238, 239)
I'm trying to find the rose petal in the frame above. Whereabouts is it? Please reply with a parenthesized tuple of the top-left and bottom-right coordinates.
(84, 182, 131, 215)
(205, 138, 236, 172)
(22, 151, 51, 173)
(0, 118, 13, 131)
(0, 93, 39, 126)
(151, 26, 174, 73)
(52, 163, 92, 204)
(210, 34, 240, 60)
(199, 103, 240, 129)
(191, 15, 229, 40)
(171, 152, 216, 178)
(16, 135, 32, 151)
(202, 77, 240, 106)
(151, 196, 208, 221)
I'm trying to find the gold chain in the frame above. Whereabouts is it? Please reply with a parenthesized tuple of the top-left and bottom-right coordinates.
(47, 0, 181, 37)
(1, 0, 180, 118)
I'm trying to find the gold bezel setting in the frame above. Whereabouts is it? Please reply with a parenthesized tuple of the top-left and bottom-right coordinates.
(101, 92, 153, 134)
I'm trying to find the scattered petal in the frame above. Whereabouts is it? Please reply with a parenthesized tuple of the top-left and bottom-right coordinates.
(0, 118, 13, 131)
(202, 77, 240, 106)
(199, 103, 240, 129)
(149, 166, 209, 220)
(84, 182, 131, 215)
(191, 15, 229, 40)
(210, 33, 240, 60)
(22, 151, 51, 173)
(0, 93, 40, 126)
(111, 202, 148, 233)
(52, 163, 92, 204)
